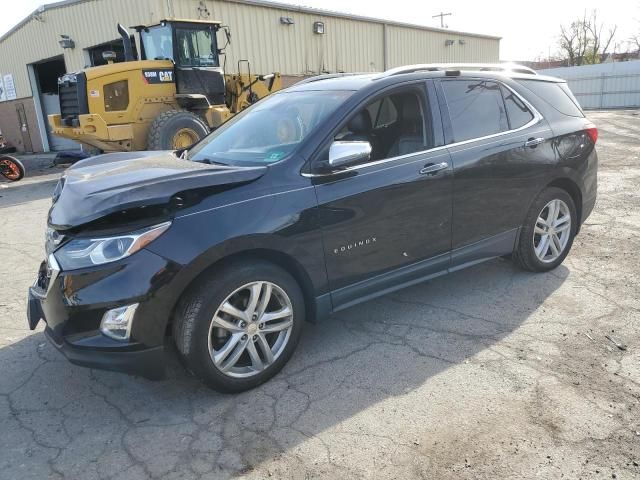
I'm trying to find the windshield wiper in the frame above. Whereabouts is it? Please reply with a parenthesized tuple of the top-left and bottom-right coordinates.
(174, 150, 230, 167)
(198, 157, 230, 166)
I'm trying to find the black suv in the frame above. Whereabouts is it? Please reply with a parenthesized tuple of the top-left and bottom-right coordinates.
(27, 65, 598, 392)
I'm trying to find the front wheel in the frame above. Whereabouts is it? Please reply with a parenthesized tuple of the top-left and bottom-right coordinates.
(173, 260, 305, 392)
(147, 110, 209, 150)
(0, 155, 25, 181)
(513, 187, 577, 272)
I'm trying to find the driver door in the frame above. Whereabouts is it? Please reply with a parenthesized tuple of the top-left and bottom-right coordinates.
(311, 83, 453, 308)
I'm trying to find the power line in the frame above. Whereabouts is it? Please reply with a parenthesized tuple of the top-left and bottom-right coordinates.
(432, 12, 452, 28)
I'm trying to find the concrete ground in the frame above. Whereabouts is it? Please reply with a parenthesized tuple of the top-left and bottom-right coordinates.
(0, 110, 638, 480)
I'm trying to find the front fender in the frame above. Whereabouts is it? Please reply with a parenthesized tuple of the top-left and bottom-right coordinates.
(144, 184, 327, 328)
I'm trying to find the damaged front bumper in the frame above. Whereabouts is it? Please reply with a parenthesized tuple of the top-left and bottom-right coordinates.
(27, 249, 180, 380)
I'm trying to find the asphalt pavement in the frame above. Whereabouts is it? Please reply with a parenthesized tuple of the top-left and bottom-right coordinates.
(0, 110, 638, 479)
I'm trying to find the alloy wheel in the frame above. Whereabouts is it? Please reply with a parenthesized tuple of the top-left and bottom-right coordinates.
(533, 199, 571, 263)
(207, 281, 294, 378)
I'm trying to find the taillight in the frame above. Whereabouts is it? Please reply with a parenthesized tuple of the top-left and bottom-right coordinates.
(585, 127, 598, 144)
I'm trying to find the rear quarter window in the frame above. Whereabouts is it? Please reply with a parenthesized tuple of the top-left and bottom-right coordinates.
(517, 80, 584, 117)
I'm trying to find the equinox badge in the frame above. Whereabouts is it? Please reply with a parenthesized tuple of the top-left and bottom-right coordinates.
(333, 237, 377, 254)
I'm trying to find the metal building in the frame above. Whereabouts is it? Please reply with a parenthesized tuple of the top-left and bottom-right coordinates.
(0, 0, 500, 153)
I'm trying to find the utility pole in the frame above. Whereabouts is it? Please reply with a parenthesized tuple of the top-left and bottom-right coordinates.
(432, 12, 452, 28)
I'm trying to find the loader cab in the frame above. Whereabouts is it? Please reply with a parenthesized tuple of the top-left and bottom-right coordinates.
(136, 19, 226, 105)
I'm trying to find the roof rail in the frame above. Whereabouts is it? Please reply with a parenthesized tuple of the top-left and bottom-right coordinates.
(378, 63, 537, 78)
(295, 72, 371, 85)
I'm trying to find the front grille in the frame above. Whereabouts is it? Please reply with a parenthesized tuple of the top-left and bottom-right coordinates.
(58, 73, 88, 127)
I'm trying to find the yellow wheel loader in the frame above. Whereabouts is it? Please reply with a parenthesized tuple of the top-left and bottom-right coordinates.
(49, 19, 281, 152)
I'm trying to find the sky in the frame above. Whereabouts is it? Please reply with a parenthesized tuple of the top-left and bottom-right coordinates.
(1, 0, 638, 61)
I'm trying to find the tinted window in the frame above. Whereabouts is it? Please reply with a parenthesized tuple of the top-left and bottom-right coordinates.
(442, 80, 508, 142)
(374, 97, 398, 127)
(501, 86, 534, 129)
(364, 97, 398, 128)
(335, 91, 427, 161)
(518, 80, 584, 117)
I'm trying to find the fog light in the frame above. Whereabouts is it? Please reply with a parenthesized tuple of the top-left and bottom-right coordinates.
(100, 304, 138, 341)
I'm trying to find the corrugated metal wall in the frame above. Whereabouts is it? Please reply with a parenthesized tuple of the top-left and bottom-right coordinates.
(0, 0, 167, 99)
(539, 61, 640, 109)
(186, 0, 386, 74)
(0, 0, 499, 101)
(385, 25, 499, 67)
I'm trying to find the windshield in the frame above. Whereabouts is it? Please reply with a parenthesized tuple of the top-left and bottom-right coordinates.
(141, 25, 173, 61)
(189, 90, 353, 166)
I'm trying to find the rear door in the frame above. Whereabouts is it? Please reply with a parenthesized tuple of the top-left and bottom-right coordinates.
(311, 82, 453, 307)
(436, 77, 555, 266)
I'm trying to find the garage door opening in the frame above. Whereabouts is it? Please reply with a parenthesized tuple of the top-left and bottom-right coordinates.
(32, 56, 80, 152)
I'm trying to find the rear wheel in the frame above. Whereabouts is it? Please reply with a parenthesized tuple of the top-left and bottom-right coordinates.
(513, 187, 577, 272)
(173, 260, 304, 392)
(147, 110, 209, 150)
(0, 155, 25, 181)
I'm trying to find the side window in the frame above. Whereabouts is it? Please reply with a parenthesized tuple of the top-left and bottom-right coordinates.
(373, 97, 398, 128)
(363, 97, 398, 129)
(365, 99, 381, 126)
(501, 86, 534, 129)
(334, 90, 428, 162)
(175, 28, 218, 67)
(442, 80, 508, 142)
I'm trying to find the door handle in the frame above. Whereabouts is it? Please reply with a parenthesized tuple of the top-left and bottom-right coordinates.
(419, 162, 449, 176)
(524, 137, 545, 148)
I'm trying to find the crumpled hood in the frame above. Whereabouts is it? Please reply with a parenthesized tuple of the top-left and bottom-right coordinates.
(48, 151, 267, 230)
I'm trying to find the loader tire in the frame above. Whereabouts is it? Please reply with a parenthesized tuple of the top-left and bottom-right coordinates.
(147, 110, 209, 151)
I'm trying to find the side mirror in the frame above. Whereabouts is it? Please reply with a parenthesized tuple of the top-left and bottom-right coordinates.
(328, 141, 372, 170)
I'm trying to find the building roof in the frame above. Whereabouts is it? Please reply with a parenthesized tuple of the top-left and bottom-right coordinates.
(0, 0, 501, 44)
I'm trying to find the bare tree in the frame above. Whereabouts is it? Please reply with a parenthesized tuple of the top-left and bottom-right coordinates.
(559, 25, 578, 66)
(559, 11, 590, 66)
(630, 35, 640, 55)
(586, 11, 617, 63)
(558, 10, 617, 66)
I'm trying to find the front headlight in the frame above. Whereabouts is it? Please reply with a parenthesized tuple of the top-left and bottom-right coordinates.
(55, 222, 171, 270)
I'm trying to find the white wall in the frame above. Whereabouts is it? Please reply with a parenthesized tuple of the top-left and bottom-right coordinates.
(539, 61, 640, 109)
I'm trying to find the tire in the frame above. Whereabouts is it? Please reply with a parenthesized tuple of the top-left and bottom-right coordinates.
(173, 260, 305, 393)
(147, 110, 209, 151)
(0, 155, 25, 181)
(513, 187, 577, 272)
